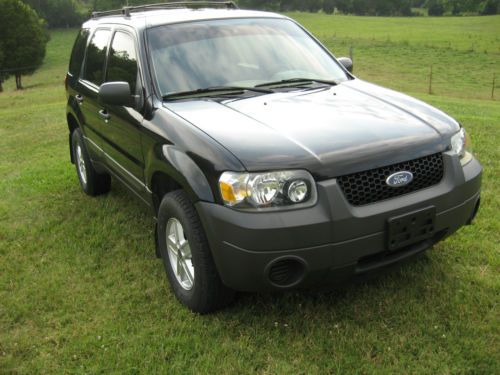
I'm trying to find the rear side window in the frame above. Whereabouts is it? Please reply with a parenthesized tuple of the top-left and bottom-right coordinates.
(69, 29, 89, 76)
(106, 31, 139, 94)
(83, 29, 111, 86)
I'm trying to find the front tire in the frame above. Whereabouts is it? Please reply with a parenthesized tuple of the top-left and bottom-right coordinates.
(71, 128, 111, 196)
(157, 190, 234, 313)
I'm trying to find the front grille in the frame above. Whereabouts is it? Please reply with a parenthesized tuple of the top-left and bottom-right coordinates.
(337, 153, 444, 206)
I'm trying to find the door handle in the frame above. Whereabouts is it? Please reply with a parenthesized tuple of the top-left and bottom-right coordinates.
(75, 94, 84, 104)
(98, 109, 110, 123)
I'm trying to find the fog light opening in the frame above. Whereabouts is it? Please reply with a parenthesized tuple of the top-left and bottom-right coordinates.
(266, 257, 306, 288)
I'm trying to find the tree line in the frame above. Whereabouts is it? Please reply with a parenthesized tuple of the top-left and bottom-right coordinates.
(14, 0, 500, 29)
(239, 0, 499, 16)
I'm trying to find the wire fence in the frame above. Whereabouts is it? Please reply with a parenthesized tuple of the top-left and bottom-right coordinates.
(332, 41, 500, 102)
(1, 43, 498, 101)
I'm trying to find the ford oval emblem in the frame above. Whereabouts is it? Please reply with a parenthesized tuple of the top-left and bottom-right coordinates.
(386, 171, 414, 188)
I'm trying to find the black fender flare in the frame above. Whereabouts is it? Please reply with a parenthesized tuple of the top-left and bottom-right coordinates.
(66, 97, 85, 163)
(146, 145, 215, 205)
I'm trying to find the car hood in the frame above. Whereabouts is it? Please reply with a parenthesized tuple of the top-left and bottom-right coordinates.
(164, 79, 460, 178)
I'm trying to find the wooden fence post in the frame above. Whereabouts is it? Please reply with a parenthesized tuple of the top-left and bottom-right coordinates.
(492, 73, 496, 100)
(428, 65, 433, 95)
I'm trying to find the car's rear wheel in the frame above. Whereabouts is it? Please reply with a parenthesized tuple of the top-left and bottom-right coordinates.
(157, 190, 234, 313)
(71, 128, 111, 196)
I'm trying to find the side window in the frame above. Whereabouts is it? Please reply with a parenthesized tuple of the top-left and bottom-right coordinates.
(69, 28, 89, 76)
(83, 29, 111, 86)
(106, 31, 139, 95)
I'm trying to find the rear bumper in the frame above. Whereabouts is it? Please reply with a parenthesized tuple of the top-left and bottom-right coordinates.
(196, 152, 482, 292)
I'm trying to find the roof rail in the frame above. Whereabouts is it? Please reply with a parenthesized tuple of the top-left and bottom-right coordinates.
(91, 1, 238, 19)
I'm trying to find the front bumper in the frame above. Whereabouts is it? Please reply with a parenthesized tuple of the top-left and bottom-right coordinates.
(196, 152, 482, 292)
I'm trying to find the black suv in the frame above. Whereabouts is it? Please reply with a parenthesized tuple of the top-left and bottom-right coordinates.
(66, 2, 482, 313)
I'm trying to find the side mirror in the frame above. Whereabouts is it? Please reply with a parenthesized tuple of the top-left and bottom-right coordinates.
(338, 57, 353, 73)
(98, 81, 131, 106)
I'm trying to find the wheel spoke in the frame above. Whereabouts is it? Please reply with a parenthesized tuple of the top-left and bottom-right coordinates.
(179, 239, 191, 258)
(165, 218, 194, 291)
(180, 259, 194, 285)
(167, 235, 177, 252)
(177, 256, 184, 279)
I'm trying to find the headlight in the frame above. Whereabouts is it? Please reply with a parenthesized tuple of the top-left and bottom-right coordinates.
(219, 170, 316, 209)
(450, 128, 472, 165)
(451, 128, 466, 158)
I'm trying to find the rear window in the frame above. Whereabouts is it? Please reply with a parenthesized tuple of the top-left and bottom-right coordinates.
(83, 29, 111, 86)
(68, 29, 89, 76)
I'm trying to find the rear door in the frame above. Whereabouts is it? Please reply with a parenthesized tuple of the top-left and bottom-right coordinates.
(99, 29, 146, 196)
(67, 28, 90, 92)
(77, 28, 112, 159)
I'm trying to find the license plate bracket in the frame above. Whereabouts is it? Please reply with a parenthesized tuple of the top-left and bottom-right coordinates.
(387, 206, 436, 251)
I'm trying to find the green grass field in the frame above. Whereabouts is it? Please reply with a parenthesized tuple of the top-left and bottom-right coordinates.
(1, 14, 499, 374)
(289, 13, 500, 101)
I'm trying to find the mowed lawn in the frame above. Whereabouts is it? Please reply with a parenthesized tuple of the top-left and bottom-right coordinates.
(1, 14, 499, 374)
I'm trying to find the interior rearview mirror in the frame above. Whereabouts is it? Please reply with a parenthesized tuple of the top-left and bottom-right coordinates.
(338, 57, 353, 73)
(99, 81, 131, 106)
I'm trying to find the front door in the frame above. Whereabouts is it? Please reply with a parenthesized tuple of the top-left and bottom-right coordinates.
(99, 30, 146, 197)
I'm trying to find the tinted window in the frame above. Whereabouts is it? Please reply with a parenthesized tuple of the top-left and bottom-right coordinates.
(69, 29, 89, 76)
(106, 31, 138, 94)
(84, 29, 111, 86)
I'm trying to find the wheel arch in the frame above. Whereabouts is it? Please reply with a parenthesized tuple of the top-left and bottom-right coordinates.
(67, 113, 80, 164)
(148, 146, 216, 214)
(150, 171, 183, 214)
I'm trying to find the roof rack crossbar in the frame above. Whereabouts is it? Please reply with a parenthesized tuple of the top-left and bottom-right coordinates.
(91, 1, 238, 19)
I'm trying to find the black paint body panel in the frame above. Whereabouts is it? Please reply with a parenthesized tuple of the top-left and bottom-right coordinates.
(196, 155, 482, 291)
(64, 10, 483, 293)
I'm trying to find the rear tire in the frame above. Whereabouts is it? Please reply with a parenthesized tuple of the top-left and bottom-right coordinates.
(157, 190, 234, 313)
(71, 128, 111, 196)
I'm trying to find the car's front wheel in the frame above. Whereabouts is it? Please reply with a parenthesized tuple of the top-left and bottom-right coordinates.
(157, 190, 234, 313)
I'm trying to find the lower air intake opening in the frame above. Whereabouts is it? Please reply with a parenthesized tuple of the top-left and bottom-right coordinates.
(267, 257, 306, 288)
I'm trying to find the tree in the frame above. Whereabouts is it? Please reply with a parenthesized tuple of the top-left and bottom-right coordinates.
(482, 0, 499, 14)
(323, 0, 335, 13)
(427, 0, 445, 15)
(306, 0, 323, 12)
(335, 0, 353, 13)
(0, 0, 49, 90)
(0, 49, 8, 92)
(21, 0, 83, 27)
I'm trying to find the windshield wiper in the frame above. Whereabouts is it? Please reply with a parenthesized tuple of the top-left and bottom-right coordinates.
(255, 78, 338, 88)
(162, 86, 273, 101)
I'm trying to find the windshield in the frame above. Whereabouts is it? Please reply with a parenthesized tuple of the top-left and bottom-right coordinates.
(147, 18, 349, 97)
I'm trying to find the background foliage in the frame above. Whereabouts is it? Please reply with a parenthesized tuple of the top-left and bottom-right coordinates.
(14, 0, 500, 29)
(22, 0, 83, 27)
(239, 0, 498, 15)
(0, 0, 49, 90)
